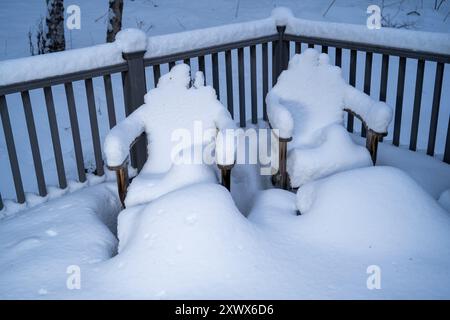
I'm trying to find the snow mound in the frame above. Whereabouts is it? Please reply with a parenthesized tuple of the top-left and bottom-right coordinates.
(115, 28, 148, 53)
(439, 189, 450, 212)
(124, 163, 218, 208)
(0, 184, 120, 299)
(104, 64, 235, 172)
(293, 166, 450, 256)
(267, 49, 385, 186)
(108, 183, 280, 298)
(271, 7, 294, 26)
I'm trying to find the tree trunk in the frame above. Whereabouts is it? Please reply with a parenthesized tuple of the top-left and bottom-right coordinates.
(45, 0, 65, 53)
(106, 0, 124, 43)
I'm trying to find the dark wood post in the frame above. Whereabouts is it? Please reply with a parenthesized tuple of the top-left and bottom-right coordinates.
(278, 137, 291, 189)
(122, 50, 148, 172)
(272, 135, 291, 190)
(217, 163, 234, 191)
(273, 25, 287, 84)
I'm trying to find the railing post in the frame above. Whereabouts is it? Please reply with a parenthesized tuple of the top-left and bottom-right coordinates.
(273, 25, 288, 84)
(122, 50, 148, 172)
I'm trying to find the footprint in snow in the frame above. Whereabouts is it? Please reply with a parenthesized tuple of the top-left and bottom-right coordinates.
(9, 237, 42, 251)
(45, 229, 58, 237)
(38, 288, 48, 295)
(184, 214, 198, 226)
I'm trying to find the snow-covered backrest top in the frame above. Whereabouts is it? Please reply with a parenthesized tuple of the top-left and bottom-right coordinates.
(104, 64, 235, 173)
(267, 49, 392, 145)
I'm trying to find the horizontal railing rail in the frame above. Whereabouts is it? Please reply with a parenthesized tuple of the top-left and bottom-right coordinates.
(0, 8, 449, 212)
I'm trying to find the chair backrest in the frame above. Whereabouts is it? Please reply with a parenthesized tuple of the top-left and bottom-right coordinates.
(139, 64, 229, 173)
(268, 49, 348, 147)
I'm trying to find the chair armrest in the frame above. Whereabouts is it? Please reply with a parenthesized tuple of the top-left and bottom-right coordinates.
(344, 108, 387, 164)
(107, 158, 129, 208)
(266, 101, 294, 140)
(104, 107, 146, 168)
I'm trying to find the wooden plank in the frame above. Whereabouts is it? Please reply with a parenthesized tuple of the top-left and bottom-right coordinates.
(64, 82, 86, 182)
(21, 90, 47, 196)
(250, 45, 257, 124)
(427, 62, 445, 156)
(0, 95, 25, 203)
(238, 47, 246, 127)
(409, 59, 425, 151)
(212, 52, 220, 99)
(43, 86, 67, 189)
(103, 74, 117, 128)
(262, 42, 269, 121)
(393, 57, 406, 146)
(225, 50, 234, 118)
(347, 49, 357, 132)
(362, 52, 373, 137)
(85, 78, 104, 176)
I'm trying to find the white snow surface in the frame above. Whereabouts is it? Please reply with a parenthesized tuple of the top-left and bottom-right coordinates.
(267, 49, 389, 186)
(104, 64, 236, 206)
(0, 183, 120, 299)
(115, 28, 148, 53)
(2, 165, 450, 299)
(104, 64, 235, 169)
(439, 189, 450, 213)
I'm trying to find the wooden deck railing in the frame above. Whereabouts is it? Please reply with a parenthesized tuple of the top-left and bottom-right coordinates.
(0, 15, 449, 209)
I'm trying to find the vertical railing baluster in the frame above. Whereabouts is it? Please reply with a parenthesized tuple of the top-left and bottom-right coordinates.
(427, 62, 445, 156)
(362, 52, 373, 137)
(393, 57, 406, 146)
(225, 50, 234, 118)
(272, 42, 277, 86)
(103, 74, 117, 129)
(64, 82, 86, 183)
(444, 116, 450, 164)
(238, 47, 246, 127)
(43, 86, 67, 189)
(250, 45, 257, 124)
(295, 42, 301, 54)
(21, 91, 47, 197)
(262, 42, 269, 121)
(379, 54, 389, 102)
(335, 47, 342, 67)
(0, 95, 25, 203)
(409, 59, 425, 151)
(153, 64, 161, 86)
(378, 54, 389, 143)
(198, 55, 206, 79)
(348, 49, 357, 132)
(212, 52, 220, 99)
(85, 78, 104, 176)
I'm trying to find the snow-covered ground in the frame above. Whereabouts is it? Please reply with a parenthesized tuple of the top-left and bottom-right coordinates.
(0, 0, 449, 299)
(1, 143, 450, 299)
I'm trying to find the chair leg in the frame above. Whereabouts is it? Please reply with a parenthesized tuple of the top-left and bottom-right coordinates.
(366, 129, 379, 165)
(218, 164, 234, 191)
(272, 137, 290, 190)
(108, 160, 129, 208)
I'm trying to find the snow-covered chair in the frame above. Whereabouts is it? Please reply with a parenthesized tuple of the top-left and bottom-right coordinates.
(267, 49, 392, 189)
(104, 64, 236, 207)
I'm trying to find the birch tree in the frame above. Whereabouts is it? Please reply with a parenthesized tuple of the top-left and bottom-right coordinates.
(45, 0, 65, 53)
(106, 0, 124, 42)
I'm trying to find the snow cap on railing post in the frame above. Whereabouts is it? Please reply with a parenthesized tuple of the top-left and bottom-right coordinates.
(115, 28, 149, 171)
(271, 7, 294, 27)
